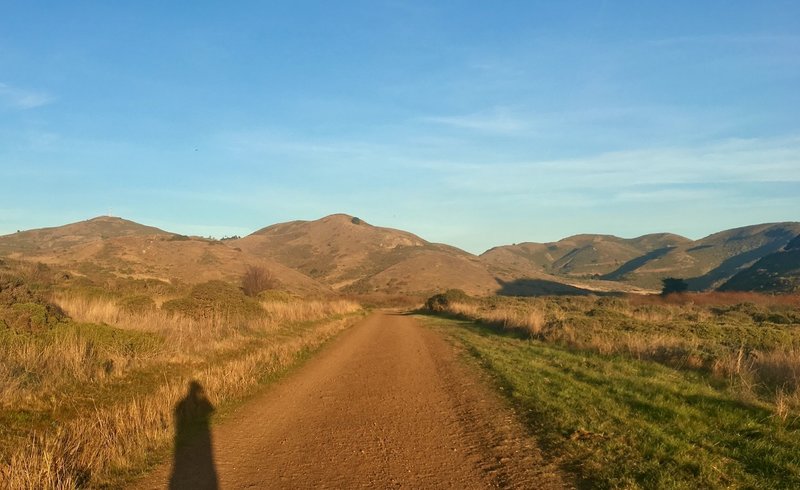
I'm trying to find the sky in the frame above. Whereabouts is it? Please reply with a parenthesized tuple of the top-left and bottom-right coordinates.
(1, 1, 799, 254)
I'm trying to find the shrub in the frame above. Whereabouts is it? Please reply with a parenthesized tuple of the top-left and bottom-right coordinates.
(425, 289, 470, 312)
(661, 277, 689, 295)
(162, 280, 263, 320)
(241, 265, 278, 297)
(116, 295, 156, 315)
(1, 302, 65, 333)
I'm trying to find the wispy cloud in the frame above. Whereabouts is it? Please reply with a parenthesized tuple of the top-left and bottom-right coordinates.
(439, 135, 800, 194)
(0, 82, 54, 109)
(421, 107, 528, 134)
(649, 34, 800, 48)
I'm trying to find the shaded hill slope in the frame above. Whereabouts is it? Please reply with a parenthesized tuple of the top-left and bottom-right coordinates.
(719, 234, 800, 293)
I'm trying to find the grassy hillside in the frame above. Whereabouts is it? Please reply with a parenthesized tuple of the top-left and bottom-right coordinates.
(483, 223, 800, 291)
(4, 215, 798, 296)
(0, 217, 331, 296)
(0, 259, 362, 488)
(0, 216, 169, 256)
(234, 214, 501, 295)
(482, 233, 690, 279)
(481, 233, 689, 277)
(421, 292, 800, 487)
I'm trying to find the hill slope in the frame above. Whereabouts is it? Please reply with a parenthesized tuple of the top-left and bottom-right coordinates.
(0, 216, 170, 256)
(482, 233, 690, 279)
(233, 214, 500, 295)
(719, 234, 800, 293)
(0, 217, 330, 295)
(482, 223, 800, 291)
(3, 215, 797, 296)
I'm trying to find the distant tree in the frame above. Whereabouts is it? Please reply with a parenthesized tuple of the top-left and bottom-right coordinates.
(661, 277, 688, 295)
(241, 265, 277, 297)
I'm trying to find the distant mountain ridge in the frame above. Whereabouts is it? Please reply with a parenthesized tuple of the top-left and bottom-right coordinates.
(482, 233, 691, 279)
(483, 222, 800, 291)
(1, 215, 797, 295)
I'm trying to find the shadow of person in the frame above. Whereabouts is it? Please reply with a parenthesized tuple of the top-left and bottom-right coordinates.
(169, 381, 219, 490)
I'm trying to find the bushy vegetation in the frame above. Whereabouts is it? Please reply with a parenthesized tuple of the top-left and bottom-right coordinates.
(240, 265, 277, 297)
(162, 280, 263, 320)
(424, 289, 470, 312)
(0, 261, 363, 489)
(0, 269, 66, 333)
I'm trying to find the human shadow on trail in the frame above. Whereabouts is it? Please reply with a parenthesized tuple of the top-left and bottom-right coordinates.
(169, 381, 219, 490)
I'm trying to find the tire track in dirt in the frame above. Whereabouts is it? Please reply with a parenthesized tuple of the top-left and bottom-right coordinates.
(132, 312, 567, 489)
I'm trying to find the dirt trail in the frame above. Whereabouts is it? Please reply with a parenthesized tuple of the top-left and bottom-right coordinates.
(133, 313, 567, 489)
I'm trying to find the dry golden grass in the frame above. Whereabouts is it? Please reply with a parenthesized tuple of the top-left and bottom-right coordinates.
(432, 295, 800, 420)
(0, 294, 362, 489)
(446, 301, 546, 337)
(629, 291, 800, 308)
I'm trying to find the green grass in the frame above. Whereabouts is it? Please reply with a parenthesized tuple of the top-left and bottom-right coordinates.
(421, 315, 800, 489)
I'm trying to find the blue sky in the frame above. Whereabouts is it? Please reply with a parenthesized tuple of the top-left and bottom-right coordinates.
(1, 1, 798, 253)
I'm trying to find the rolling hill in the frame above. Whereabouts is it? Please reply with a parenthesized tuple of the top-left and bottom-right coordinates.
(0, 216, 170, 256)
(0, 217, 330, 295)
(483, 222, 800, 291)
(2, 215, 797, 296)
(232, 214, 501, 295)
(482, 233, 690, 279)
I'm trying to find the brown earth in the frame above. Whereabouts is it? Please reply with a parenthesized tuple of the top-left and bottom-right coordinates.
(131, 313, 568, 489)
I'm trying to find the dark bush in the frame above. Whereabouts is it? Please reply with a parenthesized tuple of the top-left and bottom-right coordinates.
(425, 289, 470, 312)
(241, 265, 278, 297)
(661, 277, 689, 295)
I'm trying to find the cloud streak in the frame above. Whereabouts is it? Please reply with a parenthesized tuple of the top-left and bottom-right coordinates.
(421, 108, 529, 134)
(0, 82, 54, 109)
(439, 135, 800, 194)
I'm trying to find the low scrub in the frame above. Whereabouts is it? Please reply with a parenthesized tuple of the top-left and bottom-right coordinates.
(161, 280, 263, 320)
(0, 275, 362, 489)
